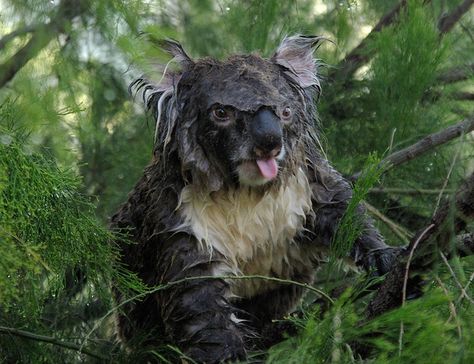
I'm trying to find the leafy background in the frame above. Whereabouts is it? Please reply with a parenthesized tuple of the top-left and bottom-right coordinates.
(0, 0, 473, 362)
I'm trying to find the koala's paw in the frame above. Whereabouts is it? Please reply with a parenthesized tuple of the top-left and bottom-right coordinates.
(363, 246, 407, 276)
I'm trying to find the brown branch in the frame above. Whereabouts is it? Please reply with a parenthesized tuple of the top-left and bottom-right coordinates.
(0, 24, 37, 51)
(330, 0, 472, 85)
(436, 63, 474, 84)
(438, 0, 474, 35)
(366, 171, 474, 319)
(351, 115, 474, 181)
(329, 1, 409, 83)
(0, 326, 107, 360)
(384, 116, 474, 169)
(450, 91, 474, 101)
(0, 0, 86, 88)
(0, 27, 57, 88)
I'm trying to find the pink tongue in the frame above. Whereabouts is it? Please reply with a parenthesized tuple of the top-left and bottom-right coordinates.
(256, 158, 278, 179)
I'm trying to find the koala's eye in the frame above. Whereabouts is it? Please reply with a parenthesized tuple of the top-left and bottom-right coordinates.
(214, 108, 228, 119)
(281, 106, 292, 121)
(211, 106, 234, 123)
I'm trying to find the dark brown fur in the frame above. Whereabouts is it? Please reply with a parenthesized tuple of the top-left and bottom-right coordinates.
(112, 36, 402, 363)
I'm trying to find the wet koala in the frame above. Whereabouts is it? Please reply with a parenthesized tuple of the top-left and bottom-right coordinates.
(111, 35, 401, 363)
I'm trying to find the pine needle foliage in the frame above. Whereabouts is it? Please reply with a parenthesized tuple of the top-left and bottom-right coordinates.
(367, 0, 447, 143)
(331, 153, 384, 261)
(0, 101, 145, 362)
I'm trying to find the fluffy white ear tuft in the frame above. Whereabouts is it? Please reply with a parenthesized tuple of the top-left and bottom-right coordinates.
(272, 35, 323, 89)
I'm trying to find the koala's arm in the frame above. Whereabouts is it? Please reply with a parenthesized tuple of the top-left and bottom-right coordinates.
(307, 157, 403, 275)
(156, 232, 247, 363)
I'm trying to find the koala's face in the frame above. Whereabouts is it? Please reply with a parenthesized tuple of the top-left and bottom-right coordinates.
(177, 55, 308, 188)
(143, 36, 321, 190)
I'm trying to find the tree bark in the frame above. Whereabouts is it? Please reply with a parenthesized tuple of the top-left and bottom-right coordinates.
(351, 115, 474, 181)
(366, 171, 474, 319)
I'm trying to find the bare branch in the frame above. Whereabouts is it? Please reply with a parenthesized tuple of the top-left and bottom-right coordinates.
(0, 24, 37, 51)
(450, 91, 474, 101)
(0, 326, 107, 360)
(351, 115, 474, 181)
(438, 0, 474, 34)
(437, 63, 474, 84)
(0, 27, 56, 88)
(0, 0, 86, 88)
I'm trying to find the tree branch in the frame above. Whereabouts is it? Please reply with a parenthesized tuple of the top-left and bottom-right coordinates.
(0, 326, 107, 360)
(437, 0, 474, 35)
(436, 63, 474, 84)
(0, 24, 37, 51)
(383, 116, 474, 168)
(451, 91, 474, 101)
(0, 0, 86, 88)
(351, 115, 474, 181)
(330, 0, 473, 85)
(366, 171, 474, 319)
(0, 27, 57, 88)
(329, 1, 409, 83)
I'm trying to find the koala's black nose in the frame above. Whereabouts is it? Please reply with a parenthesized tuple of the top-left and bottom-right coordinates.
(250, 109, 283, 156)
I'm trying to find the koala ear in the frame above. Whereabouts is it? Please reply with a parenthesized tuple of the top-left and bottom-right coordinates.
(272, 35, 323, 89)
(158, 39, 194, 69)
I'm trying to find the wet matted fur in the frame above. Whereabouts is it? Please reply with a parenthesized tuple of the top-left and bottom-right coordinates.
(111, 36, 401, 363)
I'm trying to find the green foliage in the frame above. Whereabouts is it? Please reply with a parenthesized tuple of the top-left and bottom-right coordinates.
(268, 279, 474, 364)
(368, 0, 446, 140)
(0, 121, 107, 303)
(0, 102, 145, 362)
(331, 153, 383, 260)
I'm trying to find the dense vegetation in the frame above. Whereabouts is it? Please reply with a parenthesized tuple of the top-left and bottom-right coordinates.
(0, 0, 473, 362)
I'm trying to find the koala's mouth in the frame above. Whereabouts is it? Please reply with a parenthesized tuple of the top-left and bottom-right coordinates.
(236, 147, 285, 186)
(255, 158, 278, 179)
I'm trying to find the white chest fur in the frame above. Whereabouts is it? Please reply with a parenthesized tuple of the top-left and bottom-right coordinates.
(177, 169, 313, 298)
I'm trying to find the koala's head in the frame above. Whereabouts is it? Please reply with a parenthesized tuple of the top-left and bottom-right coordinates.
(134, 36, 322, 191)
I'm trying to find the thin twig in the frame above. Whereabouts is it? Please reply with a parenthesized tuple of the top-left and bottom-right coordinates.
(398, 224, 434, 356)
(363, 201, 413, 243)
(402, 224, 435, 305)
(460, 22, 474, 43)
(435, 276, 462, 339)
(433, 134, 463, 216)
(440, 252, 474, 305)
(0, 326, 107, 360)
(456, 271, 474, 304)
